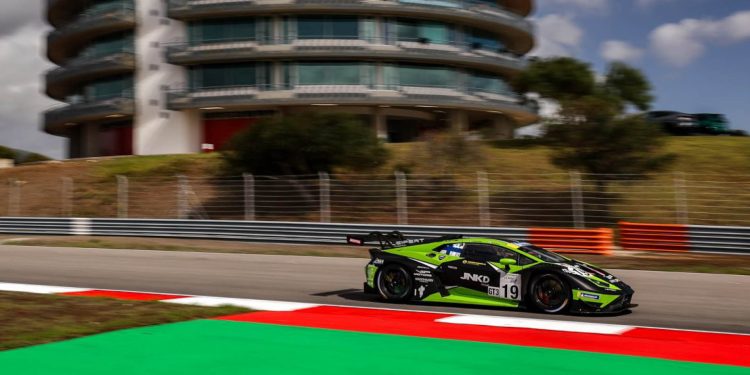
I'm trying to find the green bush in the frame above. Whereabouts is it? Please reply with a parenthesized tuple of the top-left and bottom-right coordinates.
(222, 113, 388, 175)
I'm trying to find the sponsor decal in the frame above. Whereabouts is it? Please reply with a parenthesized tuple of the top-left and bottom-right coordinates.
(463, 260, 485, 266)
(414, 269, 434, 284)
(447, 266, 458, 270)
(460, 273, 490, 284)
(415, 285, 427, 298)
(438, 255, 446, 260)
(580, 292, 601, 300)
(487, 286, 503, 297)
(372, 258, 384, 265)
(562, 265, 592, 278)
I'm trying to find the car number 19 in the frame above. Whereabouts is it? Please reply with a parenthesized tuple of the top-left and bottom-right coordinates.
(488, 274, 521, 301)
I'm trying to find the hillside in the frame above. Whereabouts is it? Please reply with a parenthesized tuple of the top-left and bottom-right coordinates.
(0, 137, 748, 227)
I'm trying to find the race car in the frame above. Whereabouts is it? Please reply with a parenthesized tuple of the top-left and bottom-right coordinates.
(348, 231, 636, 314)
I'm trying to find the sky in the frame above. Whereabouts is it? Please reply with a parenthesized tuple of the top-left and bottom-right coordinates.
(0, 0, 748, 159)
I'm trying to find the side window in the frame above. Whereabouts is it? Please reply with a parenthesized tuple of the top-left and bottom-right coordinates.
(435, 243, 465, 257)
(518, 255, 536, 266)
(463, 244, 500, 263)
(496, 247, 519, 262)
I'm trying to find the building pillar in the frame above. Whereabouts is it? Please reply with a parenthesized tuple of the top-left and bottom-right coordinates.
(373, 108, 388, 140)
(492, 115, 516, 140)
(134, 0, 201, 155)
(82, 123, 100, 157)
(450, 110, 469, 133)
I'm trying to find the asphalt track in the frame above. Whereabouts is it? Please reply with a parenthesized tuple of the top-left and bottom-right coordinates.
(1, 245, 748, 334)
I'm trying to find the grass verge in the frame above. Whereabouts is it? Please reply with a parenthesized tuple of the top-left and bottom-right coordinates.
(3, 236, 750, 275)
(0, 291, 249, 351)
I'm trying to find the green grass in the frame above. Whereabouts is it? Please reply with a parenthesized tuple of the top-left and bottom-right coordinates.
(92, 153, 223, 180)
(0, 291, 249, 351)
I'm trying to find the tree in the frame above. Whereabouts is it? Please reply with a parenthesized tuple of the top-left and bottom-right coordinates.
(515, 57, 673, 192)
(0, 146, 16, 160)
(222, 113, 388, 175)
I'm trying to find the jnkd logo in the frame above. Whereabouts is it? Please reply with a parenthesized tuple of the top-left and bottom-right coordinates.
(460, 273, 490, 284)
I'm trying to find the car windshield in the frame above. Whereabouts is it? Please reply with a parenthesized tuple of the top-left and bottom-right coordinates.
(521, 245, 568, 263)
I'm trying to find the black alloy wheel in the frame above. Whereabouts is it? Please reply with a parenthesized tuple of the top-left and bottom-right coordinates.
(376, 264, 413, 302)
(530, 273, 570, 313)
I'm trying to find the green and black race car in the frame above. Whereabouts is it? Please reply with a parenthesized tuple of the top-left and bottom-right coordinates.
(348, 231, 636, 314)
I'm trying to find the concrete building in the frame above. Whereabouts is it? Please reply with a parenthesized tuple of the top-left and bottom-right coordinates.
(45, 0, 538, 158)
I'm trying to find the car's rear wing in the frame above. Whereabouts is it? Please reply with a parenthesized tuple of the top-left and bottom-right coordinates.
(346, 231, 462, 249)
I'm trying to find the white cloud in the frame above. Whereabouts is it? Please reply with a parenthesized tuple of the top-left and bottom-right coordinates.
(600, 40, 644, 62)
(531, 14, 584, 57)
(0, 24, 65, 158)
(649, 10, 750, 67)
(537, 0, 609, 12)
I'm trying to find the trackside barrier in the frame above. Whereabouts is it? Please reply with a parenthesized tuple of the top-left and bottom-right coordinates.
(619, 222, 750, 255)
(618, 222, 690, 252)
(529, 228, 613, 255)
(0, 218, 615, 255)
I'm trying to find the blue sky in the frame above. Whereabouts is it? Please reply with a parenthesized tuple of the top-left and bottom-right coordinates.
(532, 0, 750, 131)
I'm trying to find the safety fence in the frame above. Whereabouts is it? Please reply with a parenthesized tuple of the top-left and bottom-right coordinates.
(2, 173, 750, 228)
(619, 222, 750, 254)
(2, 217, 748, 255)
(0, 218, 613, 255)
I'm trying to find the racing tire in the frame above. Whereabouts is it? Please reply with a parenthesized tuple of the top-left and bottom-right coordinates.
(376, 264, 413, 302)
(529, 273, 571, 314)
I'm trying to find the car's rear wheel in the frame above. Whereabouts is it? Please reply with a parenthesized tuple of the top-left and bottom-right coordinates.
(376, 264, 412, 302)
(529, 273, 570, 313)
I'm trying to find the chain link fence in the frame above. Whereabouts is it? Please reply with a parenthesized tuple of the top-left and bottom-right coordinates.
(2, 173, 750, 228)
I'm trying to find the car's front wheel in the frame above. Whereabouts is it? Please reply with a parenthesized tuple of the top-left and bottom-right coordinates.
(529, 273, 570, 313)
(376, 264, 413, 302)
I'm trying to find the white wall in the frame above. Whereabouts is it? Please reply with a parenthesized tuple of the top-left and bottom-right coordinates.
(134, 0, 201, 155)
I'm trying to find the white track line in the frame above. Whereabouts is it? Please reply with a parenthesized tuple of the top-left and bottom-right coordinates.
(0, 282, 88, 294)
(166, 296, 318, 312)
(437, 314, 633, 335)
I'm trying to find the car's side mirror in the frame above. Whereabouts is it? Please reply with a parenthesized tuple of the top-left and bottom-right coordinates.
(500, 258, 517, 271)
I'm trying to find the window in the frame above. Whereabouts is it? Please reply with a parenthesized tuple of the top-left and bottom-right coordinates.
(190, 63, 269, 89)
(84, 75, 133, 101)
(189, 18, 258, 44)
(395, 20, 452, 44)
(466, 29, 505, 51)
(297, 63, 362, 85)
(469, 73, 510, 95)
(463, 244, 501, 263)
(434, 243, 465, 257)
(78, 32, 133, 59)
(297, 16, 359, 39)
(385, 64, 455, 88)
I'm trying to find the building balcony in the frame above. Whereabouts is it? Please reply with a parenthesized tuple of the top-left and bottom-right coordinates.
(47, 3, 136, 65)
(44, 92, 135, 135)
(500, 0, 533, 17)
(47, 0, 89, 28)
(167, 0, 534, 53)
(166, 38, 527, 76)
(166, 84, 539, 124)
(46, 51, 136, 101)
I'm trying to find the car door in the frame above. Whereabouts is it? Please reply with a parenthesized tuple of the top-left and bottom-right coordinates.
(453, 243, 499, 292)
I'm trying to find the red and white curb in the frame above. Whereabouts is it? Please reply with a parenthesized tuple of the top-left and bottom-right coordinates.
(2, 282, 749, 367)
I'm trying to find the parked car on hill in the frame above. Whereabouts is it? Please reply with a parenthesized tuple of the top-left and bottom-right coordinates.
(646, 111, 699, 135)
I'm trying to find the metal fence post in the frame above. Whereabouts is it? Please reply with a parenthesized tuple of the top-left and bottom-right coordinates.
(177, 175, 189, 219)
(570, 171, 585, 229)
(674, 172, 689, 224)
(395, 171, 408, 225)
(61, 177, 73, 217)
(117, 175, 128, 218)
(477, 171, 490, 227)
(319, 172, 331, 223)
(243, 173, 255, 221)
(8, 178, 20, 216)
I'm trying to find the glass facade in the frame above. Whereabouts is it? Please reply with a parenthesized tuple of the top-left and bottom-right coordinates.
(384, 64, 456, 87)
(394, 20, 453, 44)
(469, 71, 512, 95)
(77, 31, 133, 59)
(81, 0, 132, 18)
(466, 29, 505, 51)
(189, 18, 267, 43)
(296, 62, 364, 85)
(190, 63, 270, 88)
(297, 16, 359, 39)
(83, 75, 133, 101)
